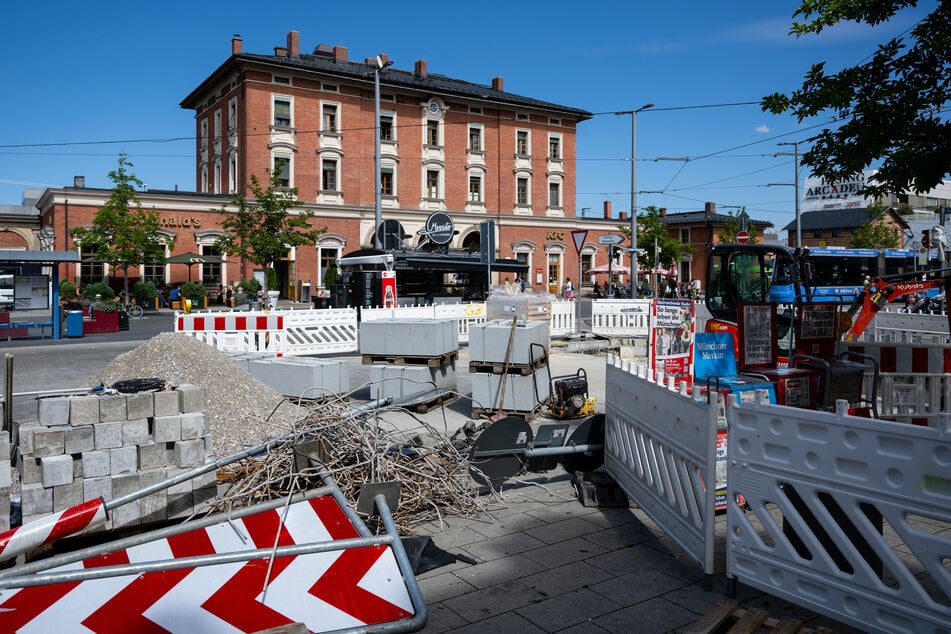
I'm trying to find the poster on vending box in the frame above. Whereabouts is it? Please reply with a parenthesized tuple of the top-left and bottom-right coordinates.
(737, 302, 777, 370)
(650, 298, 695, 380)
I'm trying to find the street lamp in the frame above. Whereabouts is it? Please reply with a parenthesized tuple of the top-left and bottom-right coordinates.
(775, 141, 802, 248)
(616, 103, 654, 298)
(373, 55, 394, 249)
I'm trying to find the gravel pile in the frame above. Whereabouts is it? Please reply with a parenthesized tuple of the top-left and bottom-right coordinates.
(90, 332, 306, 457)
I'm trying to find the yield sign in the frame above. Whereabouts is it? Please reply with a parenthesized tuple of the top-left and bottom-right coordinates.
(0, 496, 415, 633)
(571, 229, 588, 255)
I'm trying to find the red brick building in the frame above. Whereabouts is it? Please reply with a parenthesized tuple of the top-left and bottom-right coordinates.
(36, 31, 643, 300)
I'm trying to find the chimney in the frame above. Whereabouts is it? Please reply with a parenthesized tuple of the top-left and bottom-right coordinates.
(74, 176, 85, 188)
(414, 59, 428, 78)
(660, 207, 667, 216)
(231, 34, 242, 55)
(287, 30, 300, 58)
(603, 201, 612, 219)
(704, 202, 716, 214)
(274, 46, 288, 57)
(491, 76, 504, 91)
(333, 45, 348, 62)
(619, 211, 627, 221)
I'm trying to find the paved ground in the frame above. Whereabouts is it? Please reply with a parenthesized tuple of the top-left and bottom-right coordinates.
(0, 303, 858, 633)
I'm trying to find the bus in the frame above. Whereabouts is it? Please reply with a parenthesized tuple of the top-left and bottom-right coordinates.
(769, 247, 925, 303)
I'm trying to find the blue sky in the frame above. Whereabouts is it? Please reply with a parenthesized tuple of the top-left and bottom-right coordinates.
(0, 1, 932, 238)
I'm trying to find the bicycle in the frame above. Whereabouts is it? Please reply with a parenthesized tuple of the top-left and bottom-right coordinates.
(124, 302, 144, 320)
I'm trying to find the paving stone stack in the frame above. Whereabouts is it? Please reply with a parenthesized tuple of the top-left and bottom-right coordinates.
(359, 319, 459, 406)
(226, 353, 350, 400)
(11, 385, 215, 533)
(469, 319, 551, 418)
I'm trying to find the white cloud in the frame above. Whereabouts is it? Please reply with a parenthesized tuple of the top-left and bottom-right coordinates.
(755, 124, 771, 134)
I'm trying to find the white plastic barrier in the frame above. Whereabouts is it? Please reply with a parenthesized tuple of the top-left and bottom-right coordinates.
(727, 398, 951, 633)
(590, 299, 651, 337)
(855, 311, 949, 343)
(603, 356, 718, 578)
(175, 311, 286, 354)
(280, 307, 359, 355)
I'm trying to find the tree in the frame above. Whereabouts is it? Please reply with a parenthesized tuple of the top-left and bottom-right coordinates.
(762, 1, 951, 197)
(621, 206, 690, 283)
(70, 155, 168, 303)
(214, 171, 325, 302)
(718, 208, 758, 244)
(845, 204, 901, 249)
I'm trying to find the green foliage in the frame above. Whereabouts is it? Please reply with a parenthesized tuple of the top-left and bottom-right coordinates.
(762, 1, 951, 197)
(91, 300, 120, 313)
(58, 280, 77, 301)
(132, 280, 157, 309)
(266, 267, 278, 291)
(239, 277, 261, 294)
(179, 282, 207, 302)
(622, 206, 691, 272)
(70, 155, 171, 297)
(845, 204, 901, 249)
(323, 263, 338, 288)
(214, 171, 325, 294)
(82, 282, 114, 301)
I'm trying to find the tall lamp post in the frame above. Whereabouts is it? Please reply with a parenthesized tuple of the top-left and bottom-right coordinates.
(373, 56, 394, 249)
(616, 103, 654, 298)
(775, 141, 802, 248)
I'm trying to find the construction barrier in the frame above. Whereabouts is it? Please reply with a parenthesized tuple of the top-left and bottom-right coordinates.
(590, 299, 651, 337)
(603, 356, 718, 580)
(726, 398, 951, 633)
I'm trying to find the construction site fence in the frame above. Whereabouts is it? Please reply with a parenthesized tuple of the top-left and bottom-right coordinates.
(175, 299, 601, 356)
(604, 355, 951, 634)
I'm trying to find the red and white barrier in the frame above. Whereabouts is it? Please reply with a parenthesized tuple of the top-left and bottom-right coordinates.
(0, 498, 107, 562)
(176, 313, 284, 333)
(841, 342, 951, 374)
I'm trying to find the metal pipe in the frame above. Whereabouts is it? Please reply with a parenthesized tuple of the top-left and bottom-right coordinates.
(3, 354, 12, 434)
(371, 492, 429, 632)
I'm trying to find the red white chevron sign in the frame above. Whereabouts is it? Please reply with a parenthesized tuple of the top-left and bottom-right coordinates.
(0, 496, 415, 632)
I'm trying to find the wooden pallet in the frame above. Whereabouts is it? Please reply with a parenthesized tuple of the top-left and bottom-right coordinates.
(468, 354, 547, 376)
(362, 350, 458, 367)
(401, 391, 457, 414)
(685, 600, 836, 634)
(471, 404, 541, 421)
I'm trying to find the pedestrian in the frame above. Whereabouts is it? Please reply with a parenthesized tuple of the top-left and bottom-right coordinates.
(217, 284, 225, 306)
(564, 277, 574, 300)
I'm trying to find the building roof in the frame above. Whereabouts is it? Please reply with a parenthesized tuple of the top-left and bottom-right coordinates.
(659, 210, 773, 228)
(181, 51, 592, 120)
(0, 250, 81, 264)
(782, 207, 910, 232)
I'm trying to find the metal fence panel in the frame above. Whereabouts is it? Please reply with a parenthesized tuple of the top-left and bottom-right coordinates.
(603, 357, 718, 575)
(591, 299, 651, 336)
(726, 399, 951, 633)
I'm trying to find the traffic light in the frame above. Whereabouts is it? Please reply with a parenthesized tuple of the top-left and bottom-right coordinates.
(922, 230, 930, 248)
(611, 245, 621, 259)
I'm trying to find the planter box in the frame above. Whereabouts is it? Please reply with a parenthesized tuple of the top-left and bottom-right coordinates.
(93, 311, 119, 333)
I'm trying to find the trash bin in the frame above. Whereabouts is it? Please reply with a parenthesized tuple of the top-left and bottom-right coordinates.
(66, 310, 84, 338)
(118, 309, 129, 331)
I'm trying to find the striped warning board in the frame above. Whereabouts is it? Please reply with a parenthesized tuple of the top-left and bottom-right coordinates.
(0, 498, 107, 563)
(842, 341, 951, 374)
(176, 313, 284, 333)
(0, 496, 416, 633)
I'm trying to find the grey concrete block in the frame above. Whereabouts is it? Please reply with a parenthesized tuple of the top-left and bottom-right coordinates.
(53, 479, 84, 512)
(470, 320, 550, 365)
(177, 385, 205, 414)
(111, 500, 140, 528)
(82, 450, 112, 478)
(98, 394, 128, 423)
(153, 390, 181, 417)
(0, 431, 9, 462)
(41, 454, 74, 488)
(227, 352, 270, 373)
(0, 460, 10, 489)
(126, 393, 154, 419)
(111, 472, 142, 498)
(138, 442, 167, 470)
(94, 421, 124, 450)
(69, 395, 101, 425)
(14, 420, 40, 455)
(471, 371, 549, 413)
(153, 415, 181, 443)
(17, 454, 41, 485)
(248, 357, 350, 399)
(167, 489, 194, 519)
(204, 435, 214, 457)
(190, 469, 218, 490)
(180, 412, 206, 440)
(141, 491, 168, 523)
(359, 318, 458, 357)
(21, 482, 53, 516)
(193, 485, 217, 512)
(173, 439, 205, 468)
(84, 476, 113, 503)
(72, 457, 82, 479)
(65, 426, 95, 455)
(37, 397, 71, 427)
(370, 362, 458, 401)
(122, 419, 151, 446)
(32, 428, 66, 458)
(110, 446, 137, 475)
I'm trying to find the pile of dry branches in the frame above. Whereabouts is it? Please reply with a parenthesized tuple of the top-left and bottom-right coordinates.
(209, 396, 492, 533)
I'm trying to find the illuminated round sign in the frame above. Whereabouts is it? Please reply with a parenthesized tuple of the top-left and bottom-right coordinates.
(417, 212, 455, 245)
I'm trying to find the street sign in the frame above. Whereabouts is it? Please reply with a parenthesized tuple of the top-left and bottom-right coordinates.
(737, 231, 750, 244)
(598, 234, 623, 245)
(0, 495, 416, 633)
(571, 229, 588, 254)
